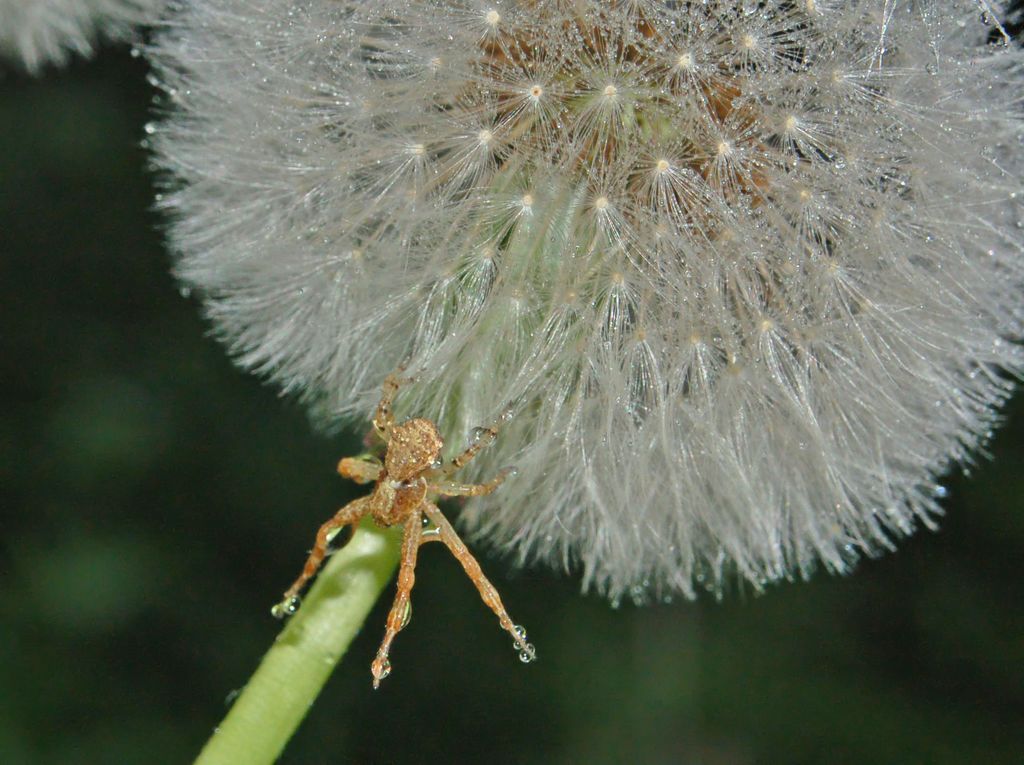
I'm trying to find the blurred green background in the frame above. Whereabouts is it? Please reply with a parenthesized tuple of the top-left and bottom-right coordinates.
(2, 40, 1023, 765)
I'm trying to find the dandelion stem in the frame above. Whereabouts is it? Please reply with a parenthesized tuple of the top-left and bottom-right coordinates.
(193, 517, 403, 765)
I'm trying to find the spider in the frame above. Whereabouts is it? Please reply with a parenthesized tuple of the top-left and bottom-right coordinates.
(272, 373, 536, 687)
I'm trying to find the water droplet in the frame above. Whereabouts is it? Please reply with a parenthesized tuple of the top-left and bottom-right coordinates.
(934, 485, 948, 499)
(271, 595, 301, 619)
(224, 689, 240, 707)
(471, 426, 493, 444)
(178, 286, 192, 299)
(511, 624, 537, 662)
(143, 122, 156, 135)
(400, 601, 412, 628)
(377, 658, 392, 679)
(430, 457, 443, 470)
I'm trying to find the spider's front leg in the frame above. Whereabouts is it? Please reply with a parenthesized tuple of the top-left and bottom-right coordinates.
(421, 502, 536, 663)
(373, 372, 410, 440)
(370, 508, 423, 688)
(438, 408, 512, 477)
(433, 466, 517, 498)
(272, 496, 372, 618)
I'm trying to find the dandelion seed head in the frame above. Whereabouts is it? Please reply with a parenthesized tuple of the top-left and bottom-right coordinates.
(0, 0, 161, 72)
(150, 0, 1024, 601)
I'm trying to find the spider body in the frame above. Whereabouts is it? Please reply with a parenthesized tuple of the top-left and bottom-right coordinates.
(273, 375, 535, 687)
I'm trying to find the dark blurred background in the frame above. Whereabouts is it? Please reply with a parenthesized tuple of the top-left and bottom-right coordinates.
(2, 35, 1023, 765)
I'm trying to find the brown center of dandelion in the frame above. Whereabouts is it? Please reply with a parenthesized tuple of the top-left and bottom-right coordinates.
(470, 3, 789, 238)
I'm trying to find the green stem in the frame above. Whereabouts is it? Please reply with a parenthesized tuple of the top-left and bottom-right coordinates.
(194, 517, 402, 765)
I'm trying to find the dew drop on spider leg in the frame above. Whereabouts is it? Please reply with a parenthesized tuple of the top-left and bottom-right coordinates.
(519, 646, 537, 664)
(378, 659, 392, 680)
(470, 427, 493, 444)
(400, 600, 413, 628)
(271, 595, 302, 620)
(512, 625, 537, 663)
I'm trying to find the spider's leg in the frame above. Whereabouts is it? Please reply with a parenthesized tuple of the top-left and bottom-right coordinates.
(421, 502, 536, 661)
(438, 413, 509, 478)
(337, 455, 383, 484)
(371, 508, 423, 688)
(433, 467, 516, 497)
(272, 496, 372, 618)
(373, 373, 408, 439)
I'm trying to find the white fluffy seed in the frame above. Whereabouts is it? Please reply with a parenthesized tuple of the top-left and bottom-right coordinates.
(149, 1, 1024, 602)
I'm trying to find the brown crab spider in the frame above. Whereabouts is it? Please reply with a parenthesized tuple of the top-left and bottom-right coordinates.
(272, 373, 536, 687)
